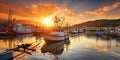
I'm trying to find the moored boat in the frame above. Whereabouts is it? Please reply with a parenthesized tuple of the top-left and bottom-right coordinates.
(43, 29, 68, 41)
(43, 16, 68, 42)
(0, 9, 35, 35)
(0, 23, 35, 35)
(13, 23, 34, 34)
(79, 29, 84, 33)
(70, 29, 79, 34)
(0, 27, 15, 35)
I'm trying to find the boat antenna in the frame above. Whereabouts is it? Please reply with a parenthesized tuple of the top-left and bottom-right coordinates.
(8, 8, 13, 24)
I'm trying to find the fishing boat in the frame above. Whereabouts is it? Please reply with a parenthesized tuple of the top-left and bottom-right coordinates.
(79, 29, 84, 33)
(0, 27, 15, 35)
(0, 9, 15, 35)
(13, 23, 34, 34)
(0, 24, 34, 35)
(70, 28, 79, 34)
(0, 9, 35, 35)
(43, 16, 68, 41)
(70, 28, 84, 34)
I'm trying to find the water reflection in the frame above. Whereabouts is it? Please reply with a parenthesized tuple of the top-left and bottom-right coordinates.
(84, 32, 120, 57)
(116, 37, 120, 47)
(0, 34, 36, 50)
(0, 34, 43, 60)
(41, 41, 64, 60)
(41, 41, 64, 54)
(0, 33, 120, 60)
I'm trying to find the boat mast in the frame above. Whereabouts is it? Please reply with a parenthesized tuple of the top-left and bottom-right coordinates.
(54, 16, 59, 27)
(8, 9, 13, 25)
(54, 16, 64, 27)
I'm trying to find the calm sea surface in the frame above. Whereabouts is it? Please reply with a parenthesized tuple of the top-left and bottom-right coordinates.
(0, 32, 120, 60)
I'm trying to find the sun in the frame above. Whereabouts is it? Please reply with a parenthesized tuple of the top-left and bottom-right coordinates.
(44, 18, 53, 27)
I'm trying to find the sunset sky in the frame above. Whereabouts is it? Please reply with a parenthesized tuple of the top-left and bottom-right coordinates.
(0, 0, 120, 25)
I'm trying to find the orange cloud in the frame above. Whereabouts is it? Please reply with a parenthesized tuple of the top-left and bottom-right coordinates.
(80, 2, 120, 16)
(62, 8, 76, 17)
(0, 2, 11, 13)
(0, 2, 76, 24)
(0, 3, 59, 20)
(13, 3, 59, 18)
(0, 0, 76, 17)
(15, 3, 76, 21)
(53, 7, 76, 18)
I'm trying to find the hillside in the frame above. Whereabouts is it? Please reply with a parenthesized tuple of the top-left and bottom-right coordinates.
(72, 19, 120, 27)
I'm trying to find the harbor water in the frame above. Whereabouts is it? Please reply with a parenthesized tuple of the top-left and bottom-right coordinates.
(0, 32, 120, 60)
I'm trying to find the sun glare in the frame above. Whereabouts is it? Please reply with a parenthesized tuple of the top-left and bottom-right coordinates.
(44, 18, 53, 27)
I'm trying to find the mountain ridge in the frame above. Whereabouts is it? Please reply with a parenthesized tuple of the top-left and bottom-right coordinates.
(72, 18, 120, 27)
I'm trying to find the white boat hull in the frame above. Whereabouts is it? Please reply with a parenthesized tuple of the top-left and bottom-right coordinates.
(43, 35, 65, 41)
(79, 29, 84, 33)
(13, 23, 34, 34)
(15, 31, 33, 34)
(70, 30, 78, 34)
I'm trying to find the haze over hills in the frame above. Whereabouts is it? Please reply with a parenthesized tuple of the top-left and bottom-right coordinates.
(0, 19, 38, 26)
(1, 18, 120, 27)
(72, 18, 120, 27)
